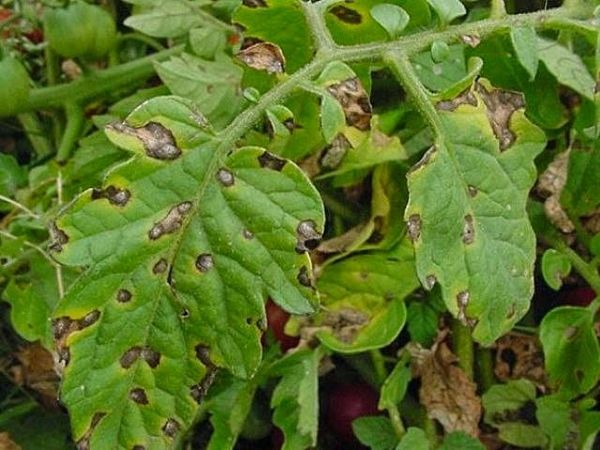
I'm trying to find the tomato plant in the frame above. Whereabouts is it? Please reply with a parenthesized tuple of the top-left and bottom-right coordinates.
(0, 0, 599, 449)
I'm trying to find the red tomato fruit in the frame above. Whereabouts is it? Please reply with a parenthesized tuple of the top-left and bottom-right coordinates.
(326, 382, 380, 442)
(265, 299, 299, 351)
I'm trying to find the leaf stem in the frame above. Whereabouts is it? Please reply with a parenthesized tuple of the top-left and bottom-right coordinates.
(451, 318, 474, 380)
(0, 195, 39, 219)
(300, 0, 336, 53)
(475, 345, 495, 392)
(369, 349, 388, 385)
(17, 112, 53, 160)
(56, 102, 85, 163)
(383, 51, 444, 138)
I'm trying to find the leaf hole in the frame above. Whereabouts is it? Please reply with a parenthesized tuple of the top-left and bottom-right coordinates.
(258, 150, 287, 171)
(295, 220, 322, 253)
(195, 254, 214, 273)
(162, 418, 180, 438)
(407, 214, 422, 242)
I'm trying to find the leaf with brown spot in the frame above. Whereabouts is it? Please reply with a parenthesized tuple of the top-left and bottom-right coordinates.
(409, 338, 482, 437)
(50, 96, 324, 448)
(236, 42, 285, 74)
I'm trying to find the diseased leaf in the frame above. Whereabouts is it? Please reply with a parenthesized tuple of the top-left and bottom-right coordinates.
(155, 53, 244, 129)
(270, 349, 321, 450)
(539, 306, 600, 398)
(510, 27, 539, 80)
(537, 37, 596, 101)
(353, 416, 398, 450)
(233, 0, 314, 73)
(409, 339, 482, 436)
(320, 94, 346, 144)
(535, 395, 576, 450)
(497, 423, 548, 448)
(561, 144, 600, 217)
(406, 80, 545, 345)
(50, 96, 324, 448)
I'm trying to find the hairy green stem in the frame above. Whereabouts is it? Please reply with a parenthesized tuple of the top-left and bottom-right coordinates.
(301, 1, 336, 53)
(451, 319, 475, 380)
(384, 51, 444, 137)
(56, 102, 85, 163)
(491, 0, 508, 18)
(475, 346, 495, 392)
(16, 45, 184, 113)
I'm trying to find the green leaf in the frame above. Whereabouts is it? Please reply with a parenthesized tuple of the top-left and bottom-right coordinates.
(431, 41, 450, 63)
(537, 37, 596, 101)
(205, 373, 258, 450)
(4, 253, 62, 348)
(233, 0, 314, 73)
(189, 27, 227, 60)
(320, 94, 347, 144)
(406, 80, 545, 345)
(124, 0, 206, 38)
(50, 96, 324, 448)
(440, 431, 485, 450)
(379, 363, 411, 411)
(2, 407, 75, 450)
(539, 306, 600, 398)
(482, 379, 537, 426)
(535, 395, 575, 450)
(510, 27, 539, 80)
(370, 4, 410, 39)
(155, 53, 244, 129)
(353, 416, 398, 450)
(497, 423, 548, 448)
(406, 292, 444, 347)
(541, 249, 572, 291)
(425, 0, 466, 24)
(270, 349, 321, 450)
(412, 45, 469, 93)
(0, 153, 26, 198)
(315, 293, 407, 353)
(561, 145, 600, 217)
(395, 427, 429, 450)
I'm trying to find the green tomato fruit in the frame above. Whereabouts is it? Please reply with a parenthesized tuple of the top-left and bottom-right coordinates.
(44, 2, 116, 60)
(0, 57, 30, 117)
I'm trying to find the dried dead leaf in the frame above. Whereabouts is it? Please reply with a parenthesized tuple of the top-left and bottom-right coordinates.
(0, 432, 21, 450)
(494, 333, 546, 388)
(409, 337, 482, 437)
(236, 42, 285, 74)
(9, 343, 59, 407)
(537, 150, 575, 233)
(326, 77, 372, 131)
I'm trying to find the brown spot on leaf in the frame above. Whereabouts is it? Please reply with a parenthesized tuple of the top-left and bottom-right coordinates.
(258, 151, 287, 171)
(326, 78, 372, 131)
(141, 347, 161, 368)
(117, 289, 132, 303)
(107, 121, 181, 160)
(436, 90, 478, 111)
(461, 34, 481, 47)
(53, 312, 101, 362)
(49, 222, 69, 252)
(195, 344, 215, 368)
(195, 254, 213, 273)
(120, 346, 141, 369)
(153, 258, 168, 274)
(295, 220, 322, 253)
(564, 326, 579, 340)
(190, 368, 218, 403)
(216, 168, 234, 187)
(537, 151, 574, 233)
(129, 388, 149, 405)
(91, 185, 131, 206)
(242, 229, 254, 240)
(456, 291, 475, 326)
(80, 310, 101, 328)
(242, 0, 266, 7)
(468, 185, 478, 197)
(148, 201, 193, 240)
(409, 336, 482, 437)
(320, 134, 351, 169)
(236, 42, 285, 74)
(162, 419, 180, 438)
(425, 274, 437, 290)
(58, 347, 70, 368)
(329, 5, 362, 24)
(407, 214, 422, 242)
(476, 83, 525, 151)
(180, 308, 190, 319)
(462, 214, 475, 244)
(132, 446, 145, 450)
(297, 266, 312, 287)
(322, 308, 369, 344)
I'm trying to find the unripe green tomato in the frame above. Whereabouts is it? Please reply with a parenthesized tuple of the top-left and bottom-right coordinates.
(44, 2, 116, 60)
(0, 57, 31, 117)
